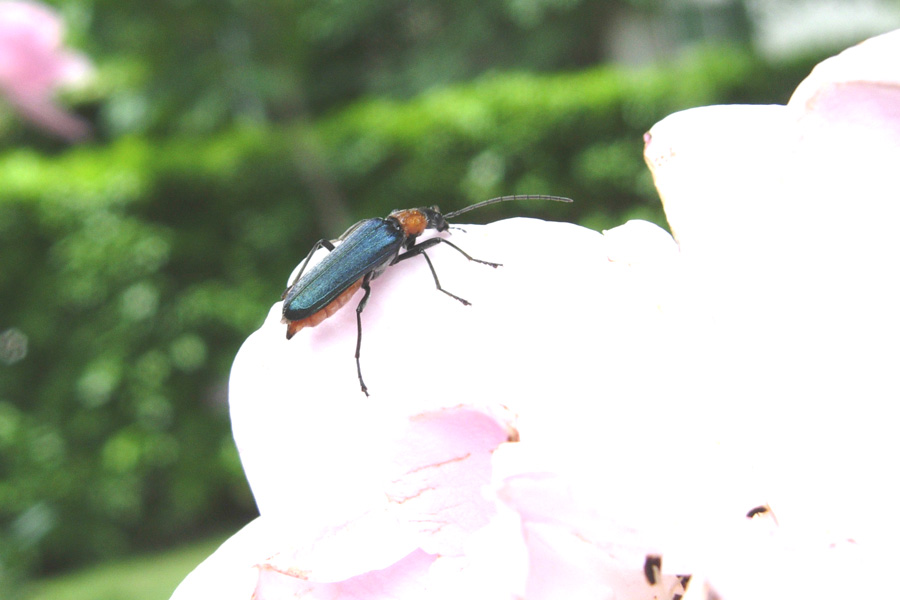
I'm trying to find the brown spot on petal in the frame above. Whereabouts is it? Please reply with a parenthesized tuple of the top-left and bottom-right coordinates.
(643, 554, 662, 585)
(746, 503, 778, 525)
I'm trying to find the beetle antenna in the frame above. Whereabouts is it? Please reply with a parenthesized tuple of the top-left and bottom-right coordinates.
(443, 194, 573, 220)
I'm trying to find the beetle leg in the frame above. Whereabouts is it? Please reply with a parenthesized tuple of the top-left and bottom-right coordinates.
(354, 272, 375, 397)
(391, 236, 502, 305)
(393, 236, 502, 268)
(437, 237, 501, 268)
(282, 239, 337, 298)
(420, 251, 470, 306)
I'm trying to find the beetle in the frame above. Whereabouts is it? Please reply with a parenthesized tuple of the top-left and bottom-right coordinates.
(281, 194, 572, 395)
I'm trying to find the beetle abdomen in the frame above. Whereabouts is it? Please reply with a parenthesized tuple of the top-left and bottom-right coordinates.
(285, 276, 364, 339)
(282, 218, 403, 323)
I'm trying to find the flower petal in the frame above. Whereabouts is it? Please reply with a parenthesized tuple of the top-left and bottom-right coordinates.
(644, 30, 900, 596)
(256, 548, 437, 600)
(170, 518, 277, 600)
(183, 32, 900, 599)
(789, 28, 900, 152)
(385, 405, 515, 556)
(496, 473, 692, 600)
(643, 104, 796, 258)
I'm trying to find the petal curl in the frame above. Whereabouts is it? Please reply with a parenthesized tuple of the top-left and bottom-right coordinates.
(789, 28, 900, 152)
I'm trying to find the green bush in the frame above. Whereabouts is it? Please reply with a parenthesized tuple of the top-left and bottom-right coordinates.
(0, 46, 822, 589)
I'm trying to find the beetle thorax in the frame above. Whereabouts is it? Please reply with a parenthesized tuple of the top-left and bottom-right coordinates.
(389, 208, 430, 237)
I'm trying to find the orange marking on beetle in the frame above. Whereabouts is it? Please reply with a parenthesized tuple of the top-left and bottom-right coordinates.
(391, 209, 428, 236)
(285, 277, 364, 339)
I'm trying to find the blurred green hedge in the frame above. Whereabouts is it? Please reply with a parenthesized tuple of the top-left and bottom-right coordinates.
(0, 45, 821, 588)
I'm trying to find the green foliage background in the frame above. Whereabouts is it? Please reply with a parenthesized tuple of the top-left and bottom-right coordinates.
(0, 0, 836, 593)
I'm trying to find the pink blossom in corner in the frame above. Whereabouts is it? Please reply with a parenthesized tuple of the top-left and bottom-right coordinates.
(0, 0, 93, 140)
(173, 29, 900, 600)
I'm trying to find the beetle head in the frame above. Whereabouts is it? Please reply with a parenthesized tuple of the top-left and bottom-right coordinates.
(420, 206, 450, 232)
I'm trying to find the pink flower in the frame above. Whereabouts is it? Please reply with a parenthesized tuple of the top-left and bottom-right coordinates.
(0, 0, 93, 140)
(173, 29, 900, 600)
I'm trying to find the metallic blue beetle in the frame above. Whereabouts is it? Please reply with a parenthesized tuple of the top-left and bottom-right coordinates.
(281, 195, 572, 395)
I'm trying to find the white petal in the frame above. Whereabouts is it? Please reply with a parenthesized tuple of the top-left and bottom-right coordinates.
(170, 518, 276, 600)
(643, 31, 900, 593)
